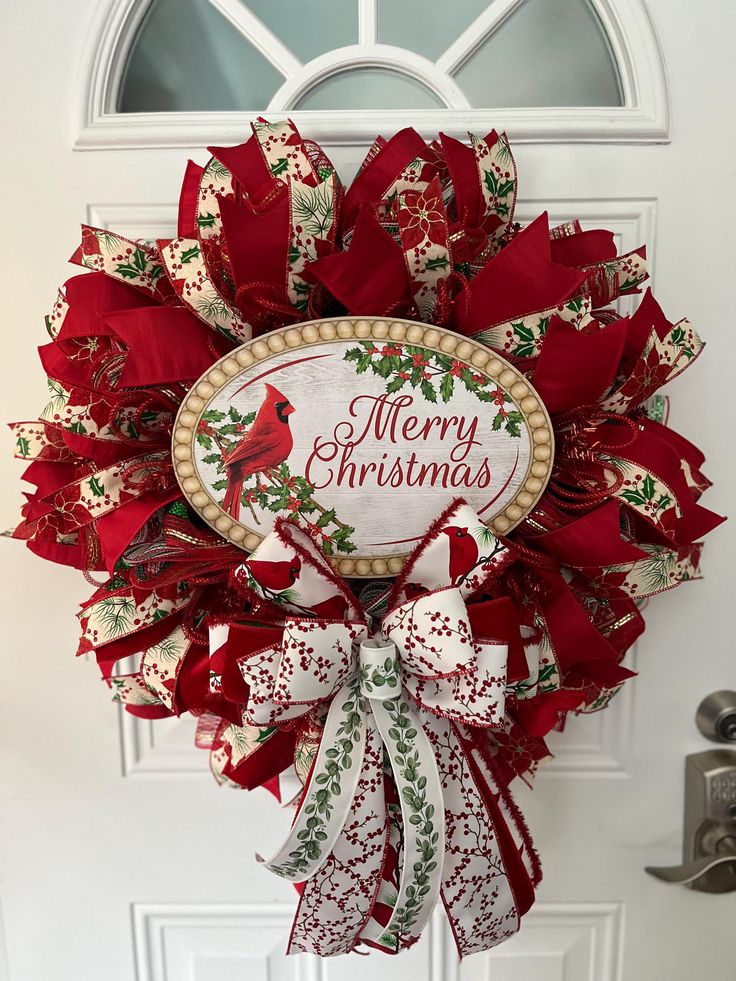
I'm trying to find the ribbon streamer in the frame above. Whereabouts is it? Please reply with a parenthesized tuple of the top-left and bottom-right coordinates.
(218, 500, 535, 956)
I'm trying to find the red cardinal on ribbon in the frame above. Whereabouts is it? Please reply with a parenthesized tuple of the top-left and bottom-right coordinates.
(247, 555, 301, 592)
(442, 526, 479, 584)
(222, 383, 295, 520)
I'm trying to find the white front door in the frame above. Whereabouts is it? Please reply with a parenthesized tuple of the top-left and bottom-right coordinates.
(1, 2, 733, 979)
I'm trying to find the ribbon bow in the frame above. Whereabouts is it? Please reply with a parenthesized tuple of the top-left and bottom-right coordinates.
(210, 500, 539, 956)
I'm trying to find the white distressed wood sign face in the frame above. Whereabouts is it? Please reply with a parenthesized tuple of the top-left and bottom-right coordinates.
(173, 318, 553, 576)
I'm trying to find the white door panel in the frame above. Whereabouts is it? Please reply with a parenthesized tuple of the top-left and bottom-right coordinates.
(1, 2, 733, 979)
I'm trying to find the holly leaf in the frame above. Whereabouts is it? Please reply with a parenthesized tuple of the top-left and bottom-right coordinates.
(386, 376, 407, 394)
(115, 262, 141, 280)
(373, 358, 393, 379)
(504, 411, 523, 438)
(332, 526, 356, 553)
(197, 212, 216, 228)
(483, 170, 498, 196)
(513, 342, 537, 358)
(511, 321, 535, 342)
(621, 489, 646, 506)
(316, 508, 336, 528)
(420, 379, 437, 403)
(641, 474, 656, 500)
(425, 254, 450, 271)
(491, 413, 504, 431)
(180, 245, 200, 264)
(132, 248, 148, 273)
(88, 475, 105, 497)
(439, 373, 454, 403)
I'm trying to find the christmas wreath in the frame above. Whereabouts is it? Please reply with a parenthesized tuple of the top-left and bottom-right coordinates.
(10, 118, 722, 957)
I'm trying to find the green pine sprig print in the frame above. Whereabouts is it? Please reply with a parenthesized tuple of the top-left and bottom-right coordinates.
(291, 182, 335, 239)
(343, 341, 523, 437)
(196, 407, 356, 554)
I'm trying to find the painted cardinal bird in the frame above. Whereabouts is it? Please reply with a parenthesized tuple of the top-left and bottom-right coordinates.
(441, 526, 479, 584)
(222, 383, 295, 520)
(247, 555, 301, 592)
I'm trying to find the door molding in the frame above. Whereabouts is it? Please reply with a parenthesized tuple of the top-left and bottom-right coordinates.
(74, 0, 670, 149)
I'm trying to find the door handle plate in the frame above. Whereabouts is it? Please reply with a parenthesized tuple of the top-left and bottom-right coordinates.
(646, 750, 736, 893)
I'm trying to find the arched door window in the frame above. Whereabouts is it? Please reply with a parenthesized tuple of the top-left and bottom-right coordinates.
(118, 0, 623, 113)
(77, 0, 668, 148)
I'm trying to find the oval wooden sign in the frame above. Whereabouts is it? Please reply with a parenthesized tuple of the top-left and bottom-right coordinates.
(173, 317, 553, 577)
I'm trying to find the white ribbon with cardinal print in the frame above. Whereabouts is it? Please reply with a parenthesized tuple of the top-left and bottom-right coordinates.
(212, 499, 541, 956)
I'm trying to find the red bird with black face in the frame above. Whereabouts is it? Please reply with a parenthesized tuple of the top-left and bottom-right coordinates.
(247, 555, 302, 592)
(441, 525, 479, 584)
(222, 383, 295, 520)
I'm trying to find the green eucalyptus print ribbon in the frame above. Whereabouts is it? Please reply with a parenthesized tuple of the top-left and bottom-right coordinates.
(259, 639, 444, 948)
(357, 640, 445, 946)
(220, 501, 537, 956)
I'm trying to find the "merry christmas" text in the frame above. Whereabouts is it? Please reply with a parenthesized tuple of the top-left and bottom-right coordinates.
(304, 394, 493, 490)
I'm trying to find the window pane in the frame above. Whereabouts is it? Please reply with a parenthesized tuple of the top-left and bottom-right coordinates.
(378, 0, 491, 61)
(246, 0, 357, 63)
(293, 69, 444, 110)
(455, 0, 622, 107)
(119, 0, 283, 112)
